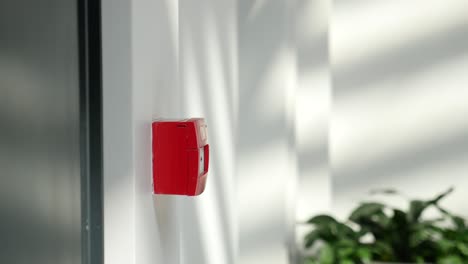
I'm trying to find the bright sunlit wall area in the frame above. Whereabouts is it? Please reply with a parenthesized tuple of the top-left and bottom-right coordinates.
(331, 0, 468, 218)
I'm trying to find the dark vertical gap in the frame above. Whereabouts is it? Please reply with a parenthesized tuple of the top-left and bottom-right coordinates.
(78, 0, 103, 263)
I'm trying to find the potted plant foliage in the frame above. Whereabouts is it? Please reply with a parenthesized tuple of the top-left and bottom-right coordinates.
(303, 188, 468, 264)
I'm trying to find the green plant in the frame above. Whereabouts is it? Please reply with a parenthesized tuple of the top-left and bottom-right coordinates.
(303, 187, 468, 264)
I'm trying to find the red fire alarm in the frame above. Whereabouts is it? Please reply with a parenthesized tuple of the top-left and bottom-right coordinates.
(152, 118, 209, 196)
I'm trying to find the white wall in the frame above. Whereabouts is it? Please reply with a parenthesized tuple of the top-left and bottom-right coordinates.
(295, 0, 331, 223)
(102, 0, 319, 263)
(103, 0, 182, 263)
(237, 0, 297, 263)
(178, 1, 237, 264)
(332, 0, 468, 218)
(103, 0, 468, 263)
(103, 0, 238, 263)
(294, 0, 331, 258)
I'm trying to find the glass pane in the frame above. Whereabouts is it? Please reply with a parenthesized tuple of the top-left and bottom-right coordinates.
(0, 1, 82, 263)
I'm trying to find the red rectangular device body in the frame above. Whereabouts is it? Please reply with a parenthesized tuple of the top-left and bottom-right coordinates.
(152, 118, 209, 196)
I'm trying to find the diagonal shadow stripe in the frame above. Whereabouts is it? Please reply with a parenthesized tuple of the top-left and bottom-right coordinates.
(334, 21, 468, 97)
(333, 128, 468, 191)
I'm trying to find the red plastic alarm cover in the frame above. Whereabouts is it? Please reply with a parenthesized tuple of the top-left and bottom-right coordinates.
(152, 118, 209, 196)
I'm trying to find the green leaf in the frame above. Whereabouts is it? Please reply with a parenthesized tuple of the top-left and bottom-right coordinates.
(304, 229, 321, 248)
(456, 242, 468, 256)
(319, 243, 335, 264)
(304, 221, 351, 248)
(349, 203, 385, 222)
(415, 256, 425, 263)
(302, 187, 466, 264)
(408, 187, 454, 222)
(452, 216, 466, 229)
(391, 209, 408, 229)
(304, 258, 319, 264)
(337, 246, 354, 258)
(438, 255, 463, 264)
(412, 240, 439, 262)
(438, 239, 455, 253)
(336, 238, 357, 248)
(408, 200, 427, 222)
(410, 229, 430, 247)
(372, 241, 394, 260)
(307, 215, 338, 226)
(435, 204, 466, 230)
(410, 220, 444, 248)
(429, 187, 454, 204)
(336, 223, 358, 239)
(357, 247, 372, 262)
(421, 217, 446, 225)
(370, 211, 391, 228)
